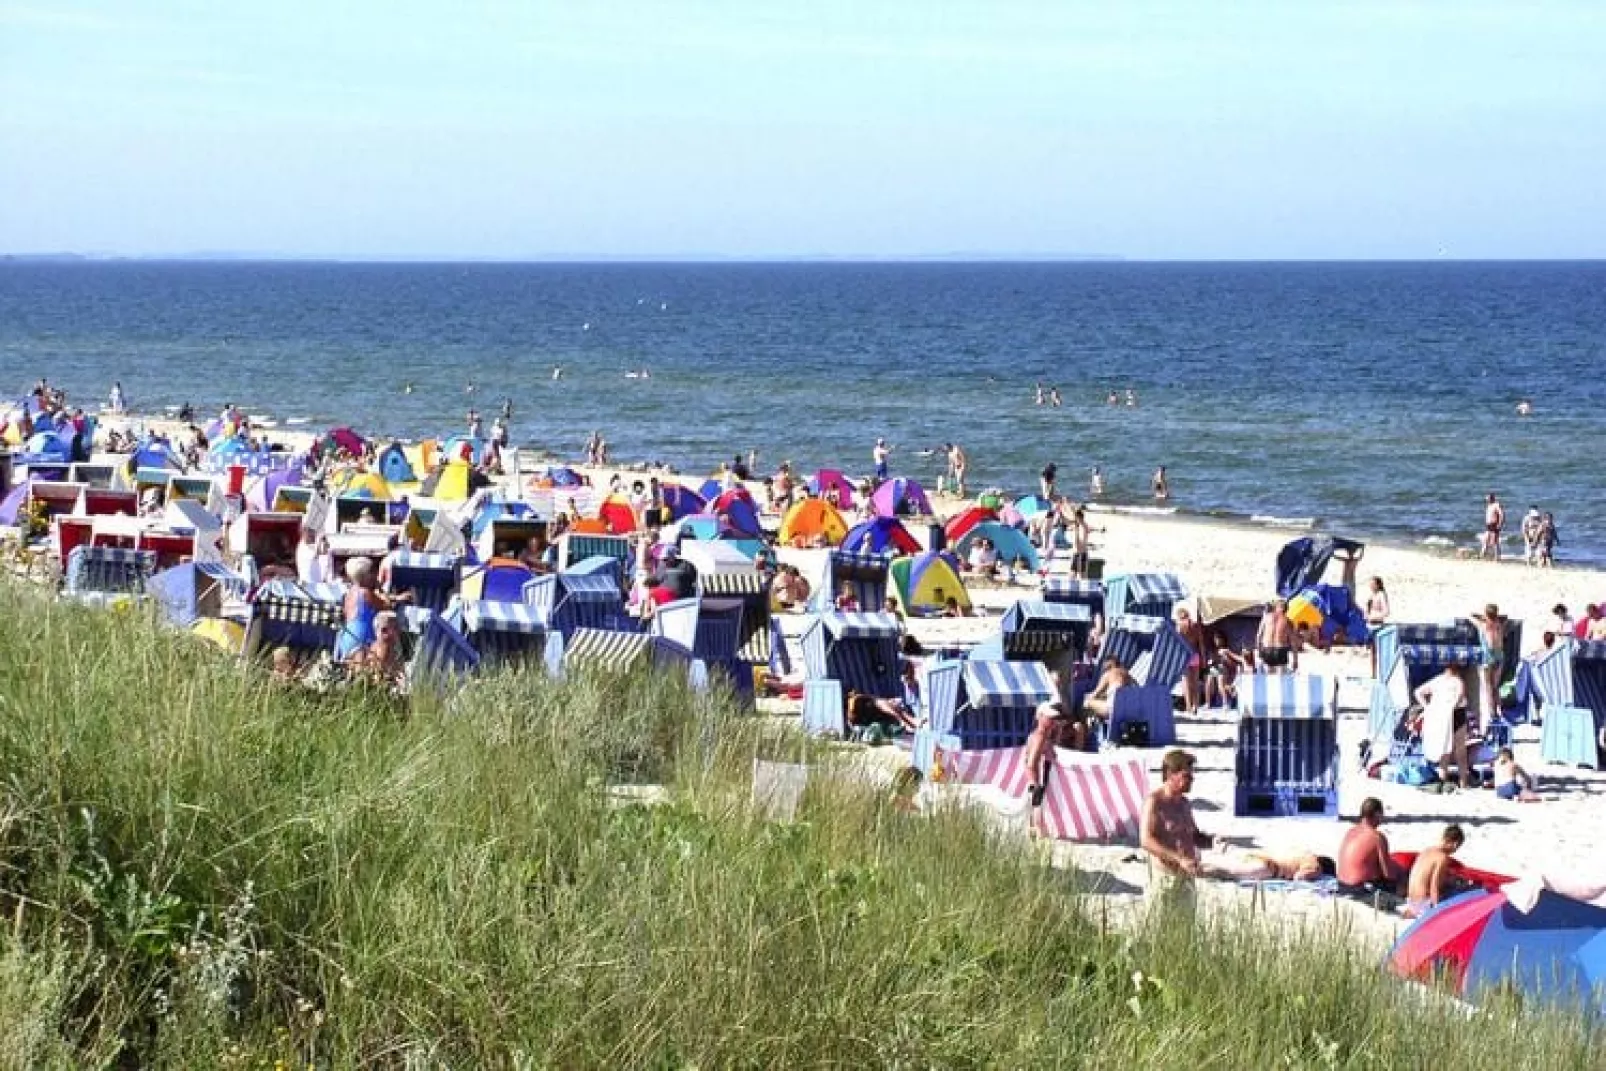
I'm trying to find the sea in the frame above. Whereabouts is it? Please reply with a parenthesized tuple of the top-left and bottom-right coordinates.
(3, 260, 1604, 563)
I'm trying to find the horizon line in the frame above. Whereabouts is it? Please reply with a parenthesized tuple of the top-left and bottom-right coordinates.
(4, 253, 1605, 265)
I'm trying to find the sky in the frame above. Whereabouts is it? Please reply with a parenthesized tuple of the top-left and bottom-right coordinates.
(1, 1, 1603, 259)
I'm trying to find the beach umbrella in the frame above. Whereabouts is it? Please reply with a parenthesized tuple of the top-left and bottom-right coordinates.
(954, 521, 1041, 572)
(661, 483, 707, 520)
(1388, 889, 1606, 1013)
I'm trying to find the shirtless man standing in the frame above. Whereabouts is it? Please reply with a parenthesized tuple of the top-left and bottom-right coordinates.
(947, 443, 968, 498)
(1336, 797, 1404, 904)
(1405, 825, 1466, 917)
(1141, 749, 1214, 919)
(1481, 492, 1505, 560)
(1255, 599, 1299, 673)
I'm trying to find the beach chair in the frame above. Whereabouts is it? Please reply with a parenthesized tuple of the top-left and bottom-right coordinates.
(910, 660, 964, 772)
(408, 613, 481, 687)
(1041, 575, 1103, 615)
(459, 599, 550, 669)
(945, 659, 1056, 752)
(563, 628, 694, 679)
(384, 549, 461, 613)
(799, 612, 903, 699)
(808, 550, 892, 613)
(1103, 572, 1187, 620)
(1000, 599, 1093, 673)
(524, 571, 629, 640)
(242, 584, 344, 665)
(1233, 674, 1339, 818)
(147, 561, 249, 626)
(62, 545, 157, 605)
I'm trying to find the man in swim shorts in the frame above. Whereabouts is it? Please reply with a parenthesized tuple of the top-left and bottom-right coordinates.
(1481, 492, 1504, 560)
(1256, 599, 1298, 673)
(1336, 797, 1405, 909)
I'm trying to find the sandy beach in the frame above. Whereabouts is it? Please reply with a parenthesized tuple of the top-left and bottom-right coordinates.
(31, 413, 1606, 958)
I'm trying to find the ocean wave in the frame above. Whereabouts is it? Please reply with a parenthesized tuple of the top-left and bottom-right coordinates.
(1110, 505, 1179, 517)
(1250, 514, 1315, 529)
(1419, 536, 1456, 547)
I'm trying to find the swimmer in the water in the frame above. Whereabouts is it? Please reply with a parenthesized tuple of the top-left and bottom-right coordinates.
(466, 380, 477, 394)
(403, 383, 414, 394)
(552, 366, 563, 380)
(1516, 399, 1533, 416)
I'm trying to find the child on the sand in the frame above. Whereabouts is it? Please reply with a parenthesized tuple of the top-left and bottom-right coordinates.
(1493, 748, 1539, 801)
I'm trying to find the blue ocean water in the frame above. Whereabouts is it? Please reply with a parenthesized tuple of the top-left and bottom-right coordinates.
(3, 261, 1603, 561)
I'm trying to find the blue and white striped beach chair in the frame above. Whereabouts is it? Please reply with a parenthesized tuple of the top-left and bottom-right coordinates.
(1233, 674, 1339, 817)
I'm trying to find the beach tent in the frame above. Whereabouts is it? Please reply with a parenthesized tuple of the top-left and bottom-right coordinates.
(322, 427, 367, 457)
(800, 611, 903, 699)
(927, 659, 1057, 752)
(595, 493, 638, 535)
(660, 514, 721, 545)
(1104, 571, 1188, 620)
(697, 478, 723, 502)
(944, 506, 997, 546)
(779, 498, 847, 547)
(809, 549, 892, 613)
(870, 478, 932, 519)
(424, 461, 473, 501)
(1388, 888, 1606, 1015)
(1000, 600, 1094, 672)
(710, 488, 763, 539)
(523, 570, 629, 639)
(661, 483, 706, 520)
(1041, 576, 1105, 616)
(132, 437, 184, 473)
(1276, 535, 1364, 599)
(459, 558, 534, 603)
(458, 599, 554, 668)
(1233, 673, 1339, 818)
(375, 443, 416, 484)
(890, 551, 970, 616)
(808, 469, 856, 508)
(1012, 495, 1053, 518)
(336, 471, 392, 502)
(546, 466, 584, 488)
(841, 516, 921, 556)
(21, 431, 72, 464)
(953, 521, 1041, 573)
(148, 561, 249, 626)
(383, 550, 461, 613)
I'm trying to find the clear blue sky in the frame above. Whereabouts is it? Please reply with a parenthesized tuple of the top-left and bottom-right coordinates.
(2, 1, 1602, 259)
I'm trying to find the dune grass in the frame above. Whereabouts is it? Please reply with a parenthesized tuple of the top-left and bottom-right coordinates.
(0, 582, 1598, 1068)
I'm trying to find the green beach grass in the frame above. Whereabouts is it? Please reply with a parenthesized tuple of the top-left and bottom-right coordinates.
(0, 580, 1598, 1068)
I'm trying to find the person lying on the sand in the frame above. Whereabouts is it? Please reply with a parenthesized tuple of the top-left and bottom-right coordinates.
(1404, 824, 1467, 917)
(1201, 846, 1336, 882)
